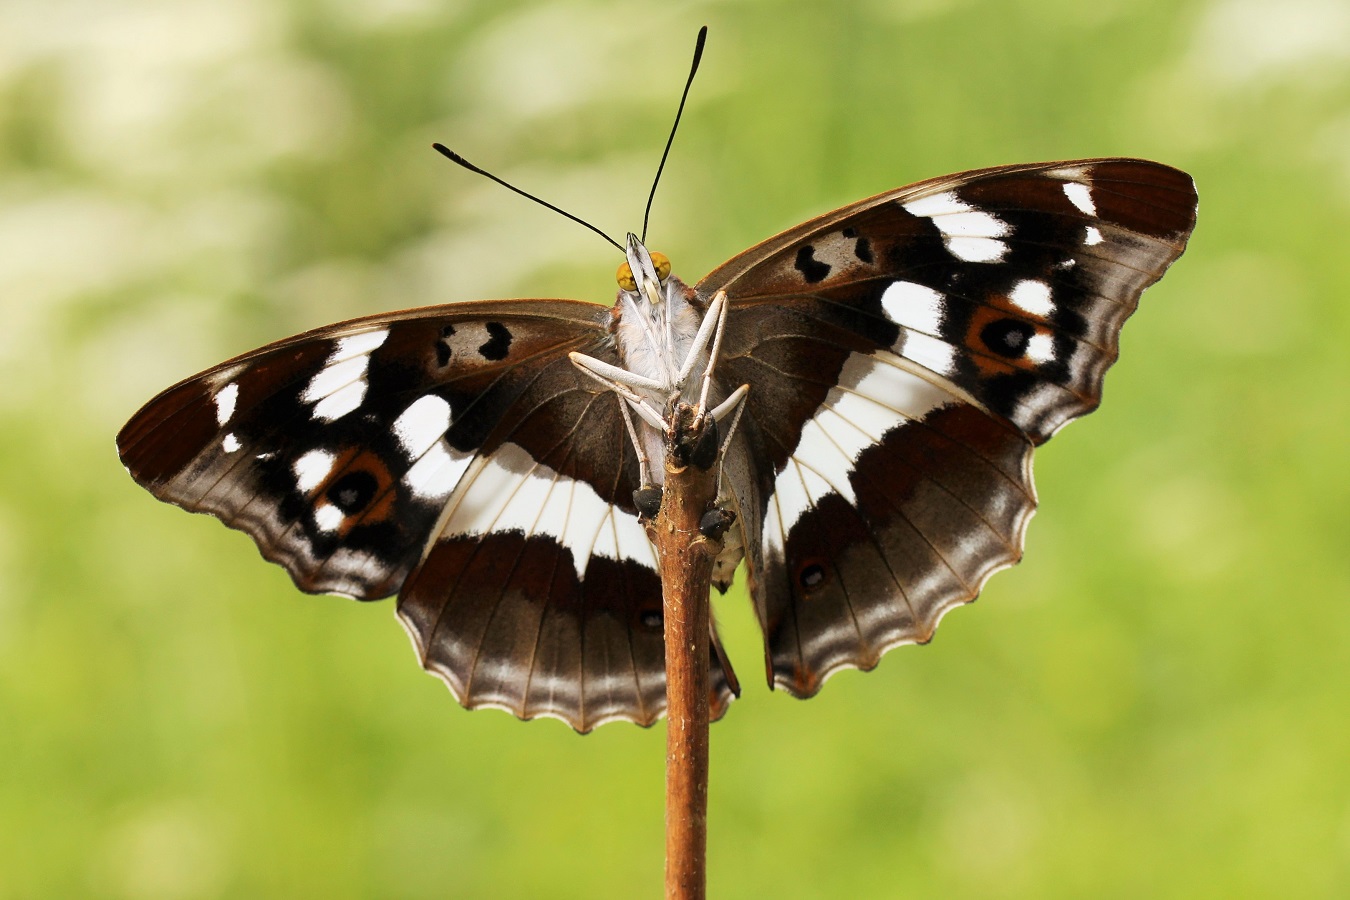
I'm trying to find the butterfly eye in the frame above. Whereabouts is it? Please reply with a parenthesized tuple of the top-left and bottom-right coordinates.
(616, 262, 637, 292)
(616, 253, 672, 292)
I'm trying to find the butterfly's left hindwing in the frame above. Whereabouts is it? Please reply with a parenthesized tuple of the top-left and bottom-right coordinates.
(703, 158, 1196, 695)
(119, 300, 741, 731)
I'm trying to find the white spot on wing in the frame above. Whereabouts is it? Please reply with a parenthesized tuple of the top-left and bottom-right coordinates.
(901, 331, 958, 376)
(300, 329, 390, 422)
(591, 511, 620, 559)
(902, 191, 968, 218)
(294, 449, 336, 494)
(846, 352, 953, 426)
(302, 356, 367, 404)
(331, 329, 389, 361)
(1009, 279, 1054, 317)
(443, 443, 654, 578)
(612, 508, 655, 564)
(394, 395, 452, 458)
(311, 380, 367, 421)
(1025, 332, 1056, 364)
(948, 237, 1007, 262)
(1063, 181, 1096, 215)
(881, 281, 945, 333)
(768, 352, 955, 533)
(903, 191, 1009, 263)
(1084, 225, 1104, 245)
(214, 383, 238, 425)
(314, 503, 344, 532)
(770, 461, 813, 532)
(221, 433, 241, 453)
(404, 441, 471, 500)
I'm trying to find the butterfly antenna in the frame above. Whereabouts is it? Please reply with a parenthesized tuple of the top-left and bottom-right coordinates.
(433, 143, 625, 253)
(641, 25, 707, 244)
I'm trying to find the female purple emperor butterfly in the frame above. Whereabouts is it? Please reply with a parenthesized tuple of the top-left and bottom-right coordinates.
(118, 28, 1197, 732)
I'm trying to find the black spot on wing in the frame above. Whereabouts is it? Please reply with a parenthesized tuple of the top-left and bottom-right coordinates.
(436, 323, 457, 366)
(799, 562, 826, 590)
(794, 245, 831, 284)
(854, 237, 874, 264)
(478, 322, 513, 361)
(329, 470, 378, 512)
(981, 319, 1034, 358)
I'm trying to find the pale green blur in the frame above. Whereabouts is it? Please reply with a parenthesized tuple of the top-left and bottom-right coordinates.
(3, 0, 1349, 897)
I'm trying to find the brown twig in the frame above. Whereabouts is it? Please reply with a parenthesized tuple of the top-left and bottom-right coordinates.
(652, 413, 722, 900)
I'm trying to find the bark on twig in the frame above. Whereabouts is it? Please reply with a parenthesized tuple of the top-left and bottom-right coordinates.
(653, 417, 721, 900)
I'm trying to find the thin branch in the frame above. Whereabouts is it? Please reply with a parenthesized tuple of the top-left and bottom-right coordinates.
(653, 410, 722, 900)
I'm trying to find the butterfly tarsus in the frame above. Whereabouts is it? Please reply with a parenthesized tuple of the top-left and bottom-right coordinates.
(698, 506, 736, 542)
(634, 485, 664, 520)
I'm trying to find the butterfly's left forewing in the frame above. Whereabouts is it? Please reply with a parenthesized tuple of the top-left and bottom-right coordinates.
(119, 301, 618, 598)
(703, 158, 1196, 695)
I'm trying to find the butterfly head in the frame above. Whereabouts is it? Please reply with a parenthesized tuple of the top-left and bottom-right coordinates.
(617, 233, 671, 307)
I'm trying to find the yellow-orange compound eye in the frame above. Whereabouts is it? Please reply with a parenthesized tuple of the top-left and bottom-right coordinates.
(616, 253, 672, 292)
(616, 261, 637, 292)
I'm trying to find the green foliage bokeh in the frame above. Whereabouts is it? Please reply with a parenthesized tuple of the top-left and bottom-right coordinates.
(3, 0, 1349, 897)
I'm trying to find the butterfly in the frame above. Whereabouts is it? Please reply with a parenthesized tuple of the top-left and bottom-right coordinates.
(118, 156, 1197, 732)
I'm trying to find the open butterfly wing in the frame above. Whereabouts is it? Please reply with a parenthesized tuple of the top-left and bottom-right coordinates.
(118, 298, 739, 732)
(700, 159, 1197, 695)
(120, 157, 1195, 726)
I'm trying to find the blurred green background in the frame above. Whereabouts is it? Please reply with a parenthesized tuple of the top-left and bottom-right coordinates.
(3, 0, 1348, 896)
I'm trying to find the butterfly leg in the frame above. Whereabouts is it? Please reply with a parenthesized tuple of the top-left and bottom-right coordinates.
(617, 396, 664, 519)
(693, 291, 729, 414)
(707, 383, 749, 498)
(708, 381, 747, 425)
(617, 398, 654, 488)
(674, 290, 727, 393)
(677, 291, 738, 473)
(568, 352, 668, 430)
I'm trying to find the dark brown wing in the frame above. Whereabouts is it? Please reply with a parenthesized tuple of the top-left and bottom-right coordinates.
(118, 298, 738, 731)
(700, 159, 1197, 695)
